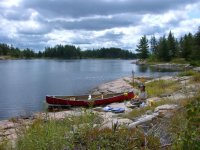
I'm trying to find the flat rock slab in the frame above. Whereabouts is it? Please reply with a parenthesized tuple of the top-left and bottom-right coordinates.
(155, 104, 178, 112)
(102, 118, 133, 128)
(193, 67, 200, 72)
(37, 109, 85, 120)
(151, 63, 191, 70)
(0, 120, 16, 130)
(128, 113, 159, 128)
(146, 97, 162, 103)
(167, 92, 193, 100)
(155, 104, 179, 119)
(91, 77, 138, 95)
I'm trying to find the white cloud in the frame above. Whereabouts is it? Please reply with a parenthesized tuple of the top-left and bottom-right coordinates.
(0, 0, 21, 8)
(0, 0, 199, 51)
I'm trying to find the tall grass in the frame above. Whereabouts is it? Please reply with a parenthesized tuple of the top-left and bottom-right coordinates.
(0, 139, 11, 150)
(16, 110, 101, 150)
(146, 80, 179, 97)
(191, 72, 200, 83)
(177, 70, 197, 77)
(15, 109, 162, 150)
(165, 93, 200, 149)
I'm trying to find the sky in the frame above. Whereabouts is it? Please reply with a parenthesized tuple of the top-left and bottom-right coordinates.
(0, 0, 200, 52)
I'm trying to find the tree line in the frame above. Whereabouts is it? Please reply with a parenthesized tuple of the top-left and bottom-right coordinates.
(0, 43, 136, 59)
(136, 27, 200, 64)
(82, 48, 136, 59)
(0, 44, 36, 58)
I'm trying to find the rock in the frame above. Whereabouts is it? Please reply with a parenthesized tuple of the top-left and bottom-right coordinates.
(135, 59, 147, 65)
(90, 77, 138, 95)
(143, 104, 178, 118)
(102, 118, 133, 128)
(167, 92, 189, 100)
(146, 97, 162, 105)
(92, 107, 103, 111)
(193, 67, 200, 72)
(44, 109, 83, 120)
(151, 63, 191, 71)
(0, 120, 15, 130)
(128, 113, 159, 128)
(155, 104, 178, 112)
(177, 76, 191, 81)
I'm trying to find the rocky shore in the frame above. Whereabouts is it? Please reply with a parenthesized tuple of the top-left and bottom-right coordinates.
(151, 63, 192, 71)
(1, 73, 200, 147)
(133, 59, 200, 71)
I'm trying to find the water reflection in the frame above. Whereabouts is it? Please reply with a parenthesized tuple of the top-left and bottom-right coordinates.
(137, 65, 148, 72)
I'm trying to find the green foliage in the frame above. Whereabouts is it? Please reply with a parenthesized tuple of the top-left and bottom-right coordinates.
(17, 119, 69, 150)
(16, 110, 101, 150)
(158, 36, 171, 61)
(73, 127, 160, 149)
(0, 43, 36, 59)
(0, 43, 136, 59)
(172, 95, 200, 149)
(136, 35, 149, 59)
(180, 33, 194, 60)
(140, 27, 200, 64)
(43, 45, 81, 59)
(82, 47, 136, 59)
(190, 60, 200, 66)
(168, 31, 178, 58)
(43, 46, 136, 59)
(0, 138, 11, 150)
(16, 110, 161, 150)
(183, 97, 200, 149)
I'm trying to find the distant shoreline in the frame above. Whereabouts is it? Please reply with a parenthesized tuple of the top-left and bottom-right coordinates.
(0, 56, 135, 60)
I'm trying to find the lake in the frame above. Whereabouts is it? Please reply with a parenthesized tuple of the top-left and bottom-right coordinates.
(0, 59, 177, 120)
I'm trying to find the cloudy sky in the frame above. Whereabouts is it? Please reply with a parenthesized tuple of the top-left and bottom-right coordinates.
(0, 0, 200, 52)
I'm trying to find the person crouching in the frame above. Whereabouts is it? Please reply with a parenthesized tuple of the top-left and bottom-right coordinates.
(131, 84, 147, 106)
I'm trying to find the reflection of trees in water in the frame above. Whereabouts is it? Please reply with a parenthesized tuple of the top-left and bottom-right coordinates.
(138, 65, 148, 72)
(149, 66, 176, 73)
(149, 66, 157, 72)
(137, 65, 177, 74)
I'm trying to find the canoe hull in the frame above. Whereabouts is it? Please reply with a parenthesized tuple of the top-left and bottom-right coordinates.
(46, 92, 134, 107)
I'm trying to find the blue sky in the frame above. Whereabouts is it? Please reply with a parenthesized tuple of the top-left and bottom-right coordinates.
(0, 0, 200, 51)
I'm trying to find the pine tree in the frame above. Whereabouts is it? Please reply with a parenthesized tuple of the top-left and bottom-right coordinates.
(136, 35, 149, 59)
(167, 31, 178, 58)
(180, 33, 193, 60)
(191, 27, 200, 60)
(157, 36, 170, 61)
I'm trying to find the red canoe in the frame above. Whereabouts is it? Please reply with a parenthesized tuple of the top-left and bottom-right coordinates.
(46, 92, 134, 107)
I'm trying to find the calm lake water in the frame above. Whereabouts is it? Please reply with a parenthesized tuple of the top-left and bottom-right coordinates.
(0, 59, 177, 120)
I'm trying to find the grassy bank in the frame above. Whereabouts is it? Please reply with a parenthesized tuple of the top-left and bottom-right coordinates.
(2, 110, 160, 150)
